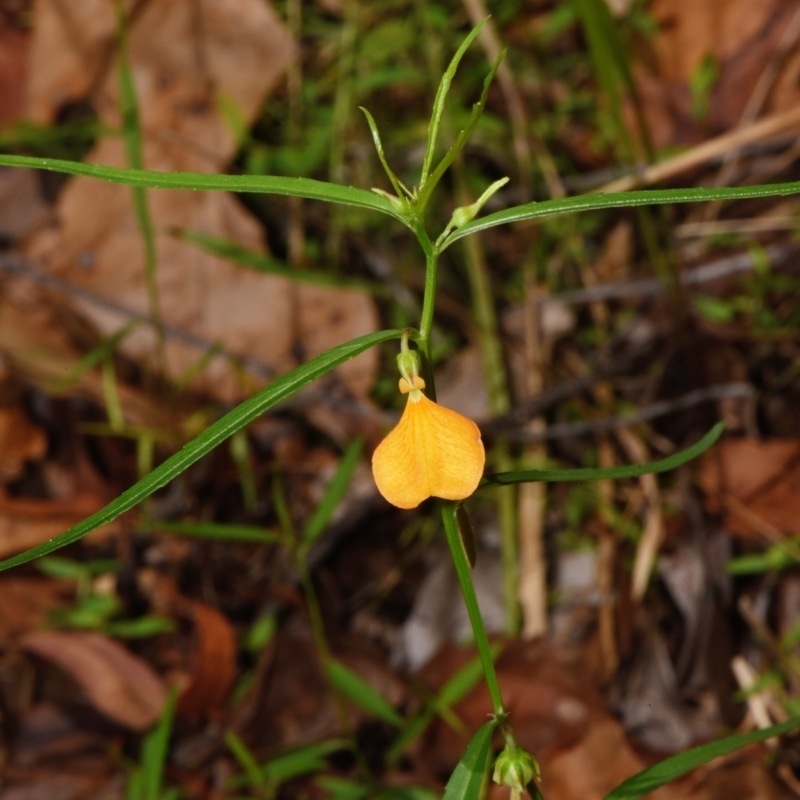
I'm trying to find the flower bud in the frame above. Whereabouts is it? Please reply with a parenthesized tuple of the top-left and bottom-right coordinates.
(492, 745, 540, 794)
(396, 348, 421, 387)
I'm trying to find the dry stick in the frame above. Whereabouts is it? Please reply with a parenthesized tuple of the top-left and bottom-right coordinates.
(536, 241, 800, 309)
(675, 216, 800, 239)
(596, 104, 800, 195)
(722, 493, 800, 568)
(286, 0, 305, 268)
(0, 253, 387, 422)
(738, 594, 800, 700)
(616, 426, 665, 602)
(325, 0, 358, 266)
(517, 281, 548, 639)
(458, 0, 563, 638)
(453, 167, 520, 634)
(492, 382, 754, 442)
(731, 655, 786, 744)
(571, 239, 627, 654)
(596, 434, 619, 678)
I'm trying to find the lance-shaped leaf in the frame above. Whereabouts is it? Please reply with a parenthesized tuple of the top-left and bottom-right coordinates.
(442, 182, 800, 247)
(0, 154, 404, 219)
(419, 18, 487, 192)
(417, 48, 505, 214)
(480, 422, 723, 488)
(442, 720, 497, 800)
(604, 715, 800, 800)
(0, 330, 402, 572)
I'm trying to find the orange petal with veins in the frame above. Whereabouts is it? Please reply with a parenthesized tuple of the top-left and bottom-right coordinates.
(372, 394, 485, 509)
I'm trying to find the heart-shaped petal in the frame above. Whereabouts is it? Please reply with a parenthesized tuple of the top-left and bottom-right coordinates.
(372, 391, 485, 509)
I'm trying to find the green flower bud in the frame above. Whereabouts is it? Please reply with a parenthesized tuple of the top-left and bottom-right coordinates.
(396, 348, 421, 386)
(493, 745, 540, 793)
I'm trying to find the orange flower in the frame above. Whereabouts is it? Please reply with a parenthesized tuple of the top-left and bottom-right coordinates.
(372, 375, 485, 509)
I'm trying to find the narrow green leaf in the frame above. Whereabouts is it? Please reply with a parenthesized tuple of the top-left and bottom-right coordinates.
(0, 330, 402, 571)
(604, 715, 800, 800)
(54, 320, 142, 392)
(0, 154, 403, 219)
(35, 556, 90, 581)
(225, 731, 267, 794)
(224, 739, 349, 791)
(359, 106, 409, 201)
(575, 0, 633, 119)
(443, 182, 800, 247)
(386, 650, 492, 766)
(315, 776, 369, 800)
(326, 658, 404, 727)
(480, 422, 724, 488)
(261, 739, 349, 784)
(114, 0, 161, 339)
(418, 48, 504, 213)
(141, 687, 178, 800)
(380, 788, 438, 800)
(436, 648, 500, 709)
(145, 520, 282, 543)
(420, 18, 487, 191)
(442, 720, 496, 800)
(104, 616, 176, 638)
(176, 229, 382, 293)
(303, 437, 364, 546)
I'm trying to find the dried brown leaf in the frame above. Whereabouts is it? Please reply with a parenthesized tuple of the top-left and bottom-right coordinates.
(177, 601, 237, 717)
(699, 438, 800, 537)
(0, 407, 47, 482)
(23, 0, 378, 402)
(20, 630, 167, 730)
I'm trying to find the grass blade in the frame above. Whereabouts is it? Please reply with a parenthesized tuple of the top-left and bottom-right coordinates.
(303, 437, 364, 546)
(176, 228, 382, 293)
(141, 687, 178, 800)
(481, 422, 723, 488)
(0, 329, 402, 571)
(0, 154, 403, 219)
(224, 739, 349, 791)
(418, 49, 504, 213)
(225, 731, 267, 795)
(442, 720, 496, 800)
(419, 18, 487, 191)
(359, 106, 409, 200)
(53, 320, 142, 392)
(261, 740, 349, 784)
(144, 520, 282, 543)
(604, 715, 800, 800)
(443, 181, 800, 246)
(386, 650, 493, 766)
(326, 658, 404, 727)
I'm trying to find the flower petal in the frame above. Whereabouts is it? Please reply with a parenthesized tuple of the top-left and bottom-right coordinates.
(372, 395, 485, 509)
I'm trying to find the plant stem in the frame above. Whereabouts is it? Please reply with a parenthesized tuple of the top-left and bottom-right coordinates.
(416, 227, 438, 345)
(414, 224, 439, 400)
(441, 502, 506, 717)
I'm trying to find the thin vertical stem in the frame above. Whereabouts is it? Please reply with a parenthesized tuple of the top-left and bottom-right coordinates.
(286, 0, 305, 267)
(113, 0, 165, 374)
(442, 502, 506, 717)
(414, 225, 438, 401)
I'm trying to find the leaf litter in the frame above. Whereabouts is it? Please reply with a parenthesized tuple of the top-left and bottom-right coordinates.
(2, 0, 800, 799)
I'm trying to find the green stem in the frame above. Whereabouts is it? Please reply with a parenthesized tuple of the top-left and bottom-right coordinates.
(414, 224, 438, 401)
(416, 227, 438, 345)
(441, 502, 506, 717)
